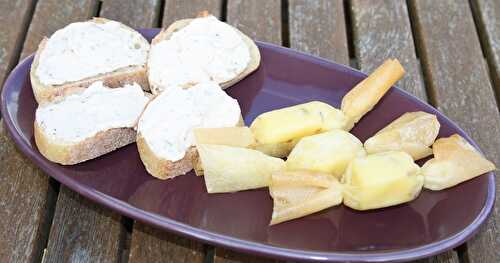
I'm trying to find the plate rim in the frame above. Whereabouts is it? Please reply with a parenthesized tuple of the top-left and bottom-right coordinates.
(0, 30, 495, 262)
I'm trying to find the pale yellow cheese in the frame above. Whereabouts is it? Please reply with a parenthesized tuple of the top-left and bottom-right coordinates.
(250, 101, 348, 145)
(342, 151, 423, 211)
(285, 130, 366, 178)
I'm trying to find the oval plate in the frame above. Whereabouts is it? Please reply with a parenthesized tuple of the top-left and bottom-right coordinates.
(1, 29, 495, 262)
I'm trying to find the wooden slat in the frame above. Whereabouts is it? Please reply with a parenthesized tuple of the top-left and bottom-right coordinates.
(350, 0, 426, 100)
(20, 0, 97, 59)
(0, 123, 55, 262)
(163, 0, 222, 27)
(128, 223, 205, 263)
(30, 1, 165, 262)
(350, 4, 458, 263)
(409, 1, 500, 262)
(125, 1, 210, 262)
(214, 249, 279, 263)
(289, 0, 349, 65)
(416, 253, 460, 263)
(0, 0, 126, 262)
(0, 1, 86, 262)
(0, 0, 34, 87)
(43, 187, 123, 262)
(227, 0, 282, 44)
(99, 0, 161, 29)
(214, 1, 283, 262)
(470, 0, 500, 95)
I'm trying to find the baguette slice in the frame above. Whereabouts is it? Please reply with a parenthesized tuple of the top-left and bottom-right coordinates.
(31, 17, 150, 105)
(137, 81, 242, 179)
(34, 81, 150, 165)
(148, 12, 260, 94)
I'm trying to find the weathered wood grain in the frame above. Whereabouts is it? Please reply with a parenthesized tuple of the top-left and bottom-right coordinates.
(0, 122, 55, 262)
(0, 0, 35, 87)
(100, 0, 161, 29)
(162, 0, 222, 27)
(98, 3, 169, 261)
(43, 187, 123, 263)
(289, 0, 349, 65)
(0, 1, 127, 262)
(410, 0, 500, 262)
(227, 0, 282, 44)
(470, 0, 500, 98)
(214, 1, 283, 261)
(350, 3, 456, 261)
(350, 1, 456, 259)
(20, 0, 97, 60)
(351, 0, 426, 100)
(126, 2, 214, 262)
(415, 252, 460, 263)
(214, 249, 279, 263)
(128, 223, 205, 263)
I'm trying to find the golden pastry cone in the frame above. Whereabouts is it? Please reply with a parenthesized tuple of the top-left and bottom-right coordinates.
(193, 127, 256, 147)
(271, 170, 334, 188)
(422, 134, 496, 190)
(193, 126, 256, 176)
(341, 59, 405, 129)
(197, 144, 284, 193)
(364, 111, 440, 160)
(270, 170, 343, 225)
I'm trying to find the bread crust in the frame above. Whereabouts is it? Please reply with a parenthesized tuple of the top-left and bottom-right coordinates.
(30, 17, 150, 105)
(137, 113, 244, 179)
(34, 122, 136, 165)
(147, 17, 261, 94)
(136, 133, 198, 179)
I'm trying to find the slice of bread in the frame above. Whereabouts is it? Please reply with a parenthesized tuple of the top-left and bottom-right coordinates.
(137, 81, 242, 179)
(34, 81, 150, 165)
(30, 18, 150, 105)
(147, 13, 261, 95)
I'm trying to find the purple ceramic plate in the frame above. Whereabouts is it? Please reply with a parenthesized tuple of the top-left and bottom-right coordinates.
(1, 29, 495, 262)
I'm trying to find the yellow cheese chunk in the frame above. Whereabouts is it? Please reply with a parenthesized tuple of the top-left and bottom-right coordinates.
(342, 151, 423, 211)
(250, 101, 348, 144)
(285, 130, 366, 178)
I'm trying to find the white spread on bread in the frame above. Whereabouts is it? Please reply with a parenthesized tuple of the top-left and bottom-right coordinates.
(36, 81, 149, 143)
(36, 20, 149, 86)
(138, 81, 241, 161)
(148, 16, 251, 91)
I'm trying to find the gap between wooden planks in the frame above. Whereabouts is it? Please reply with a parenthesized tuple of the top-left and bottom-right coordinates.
(409, 0, 500, 262)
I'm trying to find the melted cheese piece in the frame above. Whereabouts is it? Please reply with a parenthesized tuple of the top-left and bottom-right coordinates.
(148, 16, 251, 92)
(342, 151, 423, 211)
(36, 81, 149, 143)
(36, 20, 149, 85)
(138, 81, 241, 161)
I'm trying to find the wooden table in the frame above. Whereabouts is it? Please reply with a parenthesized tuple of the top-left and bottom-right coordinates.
(0, 0, 498, 262)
